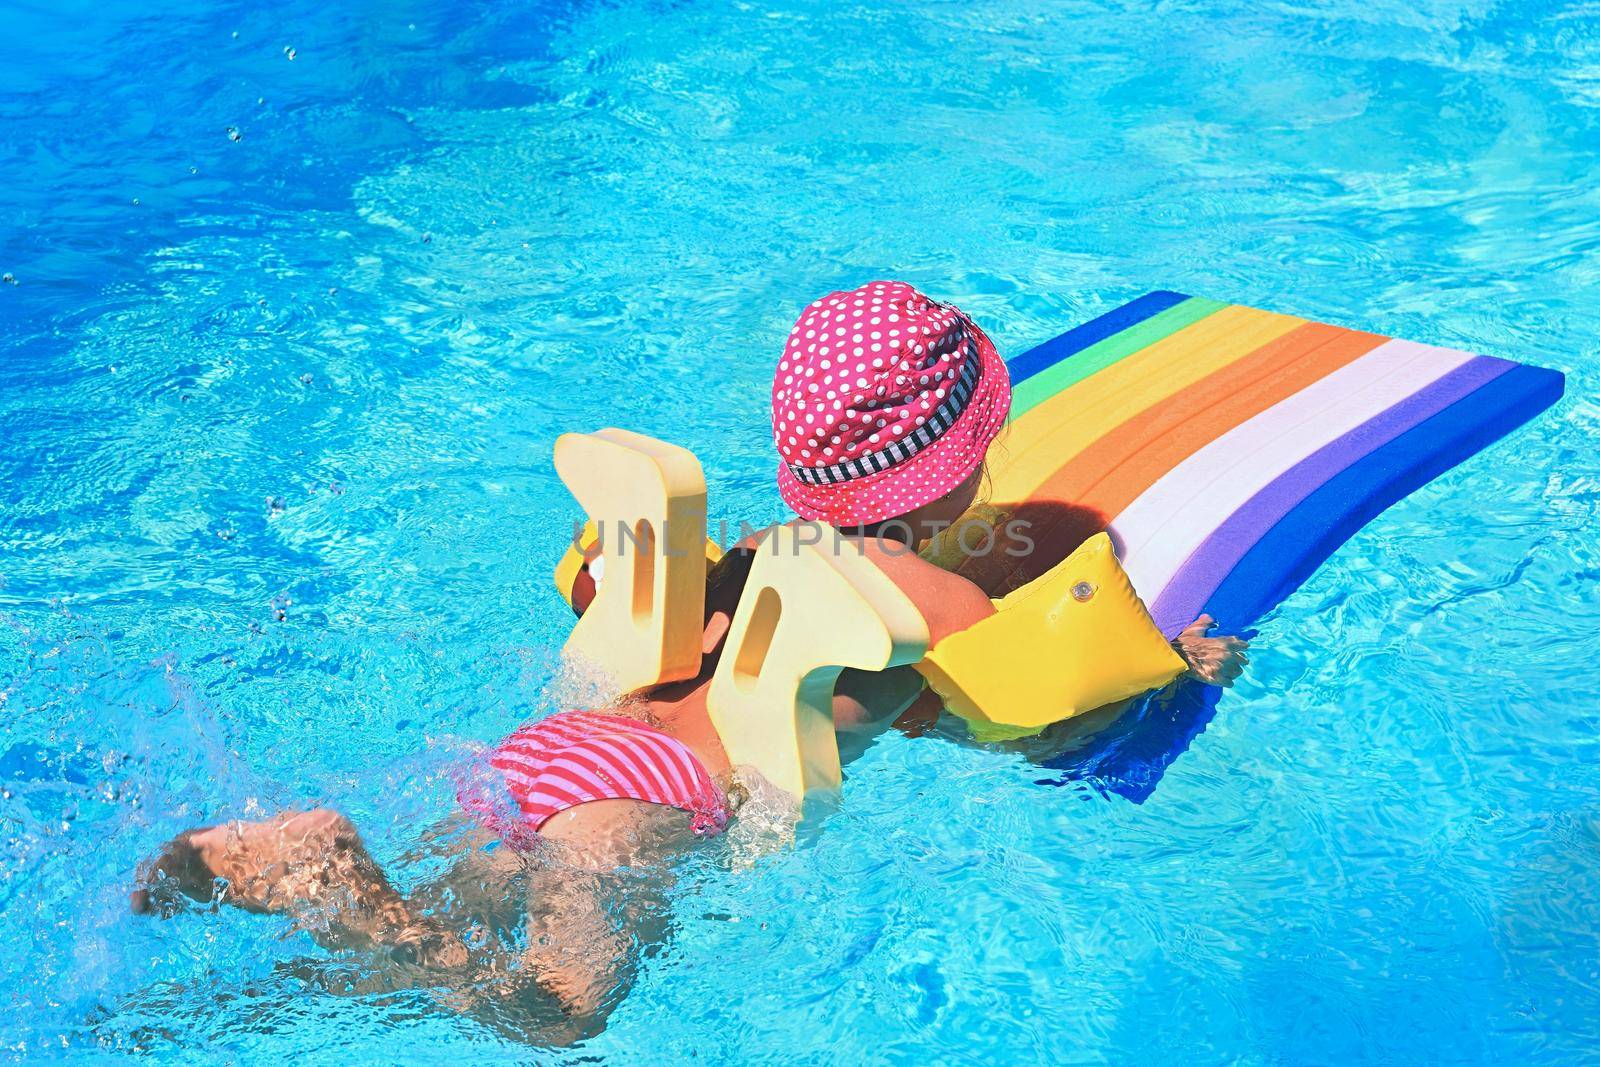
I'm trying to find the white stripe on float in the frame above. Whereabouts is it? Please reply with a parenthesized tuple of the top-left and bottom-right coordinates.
(1111, 339, 1475, 601)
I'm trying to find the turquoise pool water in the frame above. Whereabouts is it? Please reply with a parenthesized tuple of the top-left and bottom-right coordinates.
(3, 0, 1599, 1059)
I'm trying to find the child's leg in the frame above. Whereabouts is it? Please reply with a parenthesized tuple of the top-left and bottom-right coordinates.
(517, 798, 688, 1018)
(133, 808, 467, 969)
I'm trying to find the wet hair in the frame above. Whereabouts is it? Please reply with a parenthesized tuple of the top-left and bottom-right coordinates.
(704, 545, 757, 624)
(572, 543, 756, 624)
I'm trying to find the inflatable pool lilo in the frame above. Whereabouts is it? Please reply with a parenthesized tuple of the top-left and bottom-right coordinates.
(935, 291, 1565, 631)
(553, 294, 1563, 802)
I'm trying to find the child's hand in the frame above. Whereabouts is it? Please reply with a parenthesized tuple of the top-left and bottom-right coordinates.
(1171, 614, 1249, 687)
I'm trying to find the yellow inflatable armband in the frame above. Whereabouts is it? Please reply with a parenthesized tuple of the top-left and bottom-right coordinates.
(964, 719, 1050, 743)
(553, 429, 711, 693)
(915, 533, 1185, 733)
(554, 519, 722, 615)
(707, 537, 929, 800)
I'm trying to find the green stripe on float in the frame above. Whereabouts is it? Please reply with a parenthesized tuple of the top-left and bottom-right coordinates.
(1009, 297, 1229, 421)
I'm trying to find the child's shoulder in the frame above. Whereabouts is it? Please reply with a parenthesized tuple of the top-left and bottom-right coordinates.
(851, 537, 995, 644)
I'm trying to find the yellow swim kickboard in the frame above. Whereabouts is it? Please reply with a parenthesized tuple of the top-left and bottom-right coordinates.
(707, 538, 930, 800)
(553, 429, 710, 693)
(915, 533, 1185, 730)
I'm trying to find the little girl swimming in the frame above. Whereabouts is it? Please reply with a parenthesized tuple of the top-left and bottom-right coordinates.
(130, 544, 909, 1040)
(131, 281, 1245, 1044)
(769, 280, 1248, 725)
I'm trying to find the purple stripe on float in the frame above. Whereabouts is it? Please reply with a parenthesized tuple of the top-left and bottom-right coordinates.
(1148, 355, 1518, 637)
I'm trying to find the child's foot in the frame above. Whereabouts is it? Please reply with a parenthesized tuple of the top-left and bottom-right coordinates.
(131, 810, 346, 918)
(131, 827, 222, 916)
(129, 810, 472, 971)
(129, 816, 292, 916)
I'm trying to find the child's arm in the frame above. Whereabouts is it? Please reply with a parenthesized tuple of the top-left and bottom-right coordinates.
(831, 538, 995, 737)
(832, 664, 926, 734)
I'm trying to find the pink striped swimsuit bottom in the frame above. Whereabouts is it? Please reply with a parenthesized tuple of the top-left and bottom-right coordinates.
(461, 710, 729, 845)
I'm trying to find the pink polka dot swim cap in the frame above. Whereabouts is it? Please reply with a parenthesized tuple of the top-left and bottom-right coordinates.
(772, 281, 1011, 526)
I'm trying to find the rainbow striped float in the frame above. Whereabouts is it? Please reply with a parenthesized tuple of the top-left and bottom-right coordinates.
(962, 291, 1565, 639)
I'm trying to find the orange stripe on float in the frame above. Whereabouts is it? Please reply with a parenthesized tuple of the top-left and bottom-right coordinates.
(1060, 324, 1391, 538)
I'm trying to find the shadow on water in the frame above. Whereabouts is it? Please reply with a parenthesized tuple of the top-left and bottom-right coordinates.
(1031, 682, 1224, 804)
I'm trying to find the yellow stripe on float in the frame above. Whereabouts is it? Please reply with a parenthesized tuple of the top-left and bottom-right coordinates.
(989, 305, 1306, 502)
